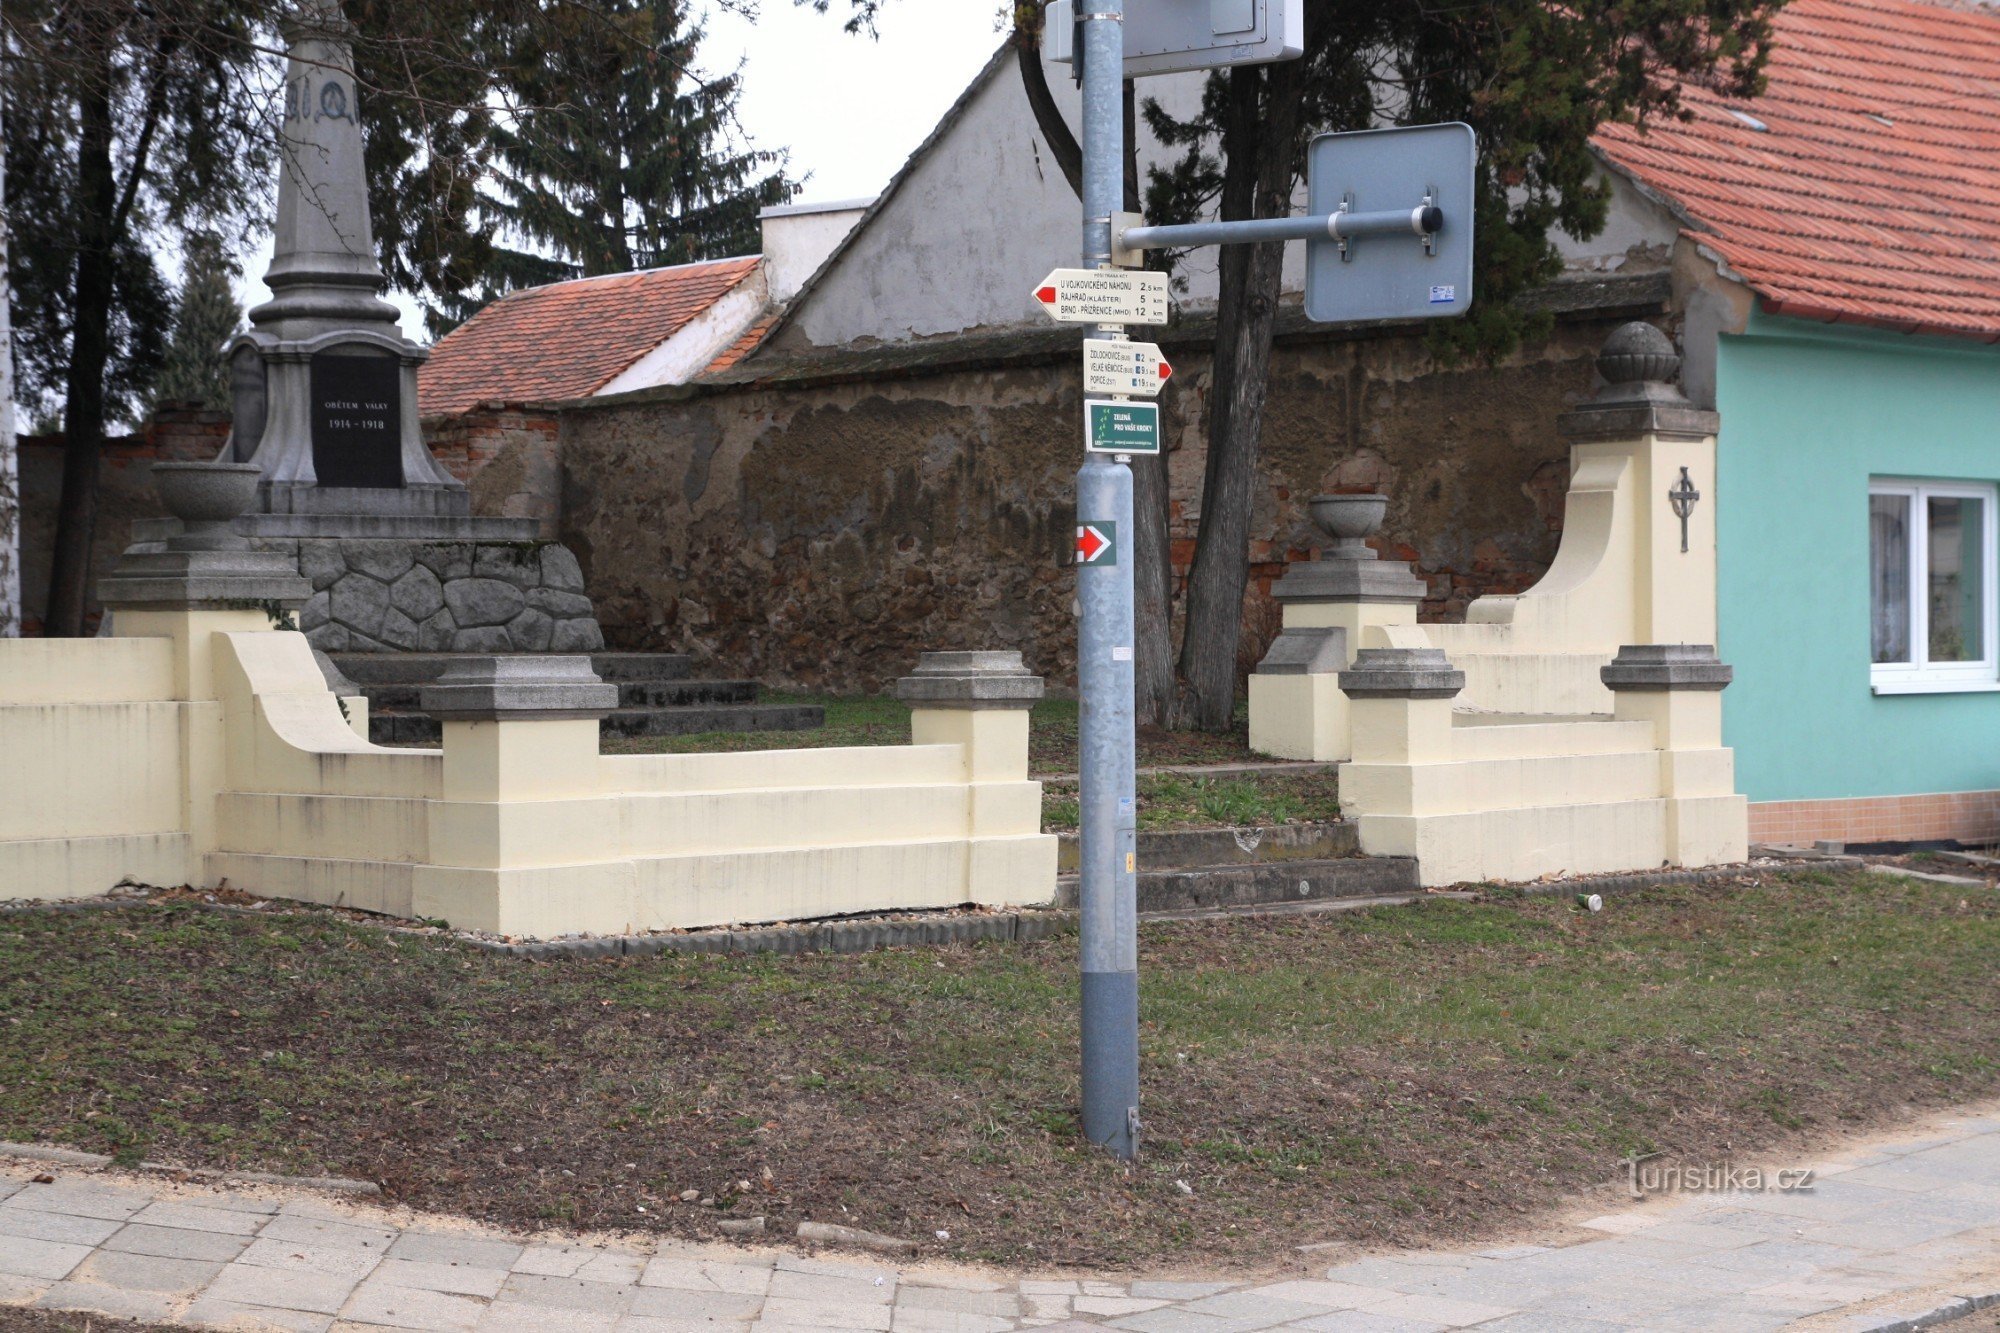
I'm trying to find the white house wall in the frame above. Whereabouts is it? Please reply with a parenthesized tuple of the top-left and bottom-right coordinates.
(783, 54, 1299, 349)
(597, 267, 771, 396)
(783, 49, 1681, 352)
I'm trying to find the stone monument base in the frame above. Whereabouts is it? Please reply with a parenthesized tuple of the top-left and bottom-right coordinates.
(131, 512, 606, 655)
(258, 482, 473, 519)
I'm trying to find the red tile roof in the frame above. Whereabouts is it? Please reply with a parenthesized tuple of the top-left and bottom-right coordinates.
(1593, 0, 2000, 342)
(704, 313, 779, 376)
(419, 257, 762, 417)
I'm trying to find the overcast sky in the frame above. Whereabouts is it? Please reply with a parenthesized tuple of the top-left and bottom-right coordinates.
(240, 1, 1002, 340)
(703, 1, 1003, 202)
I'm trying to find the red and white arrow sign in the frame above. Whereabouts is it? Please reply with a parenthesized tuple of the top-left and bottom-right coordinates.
(1033, 268, 1170, 325)
(1084, 339, 1173, 397)
(1076, 523, 1115, 565)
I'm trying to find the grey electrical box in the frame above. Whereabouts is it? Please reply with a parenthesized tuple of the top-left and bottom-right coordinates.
(1304, 123, 1477, 325)
(1043, 0, 1304, 79)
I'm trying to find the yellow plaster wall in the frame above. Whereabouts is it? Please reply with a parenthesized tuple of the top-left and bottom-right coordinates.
(1339, 629, 1748, 886)
(0, 638, 192, 898)
(1, 620, 1059, 933)
(198, 630, 1056, 935)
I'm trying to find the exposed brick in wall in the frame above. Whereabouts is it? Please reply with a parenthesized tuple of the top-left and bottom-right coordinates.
(1749, 792, 2000, 849)
(422, 405, 564, 539)
(557, 314, 1640, 694)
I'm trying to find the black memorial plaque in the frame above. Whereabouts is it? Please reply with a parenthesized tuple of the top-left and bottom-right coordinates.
(310, 353, 403, 489)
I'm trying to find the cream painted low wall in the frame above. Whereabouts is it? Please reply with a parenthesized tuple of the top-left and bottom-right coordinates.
(201, 629, 1055, 936)
(1251, 425, 1719, 757)
(1340, 627, 1747, 886)
(1425, 633, 1614, 717)
(2, 621, 1059, 934)
(0, 638, 195, 899)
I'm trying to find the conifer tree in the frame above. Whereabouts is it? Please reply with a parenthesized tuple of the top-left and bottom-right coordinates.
(150, 232, 242, 412)
(437, 0, 795, 329)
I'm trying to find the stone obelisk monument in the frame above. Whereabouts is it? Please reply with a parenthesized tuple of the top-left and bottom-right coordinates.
(154, 0, 607, 656)
(224, 0, 467, 516)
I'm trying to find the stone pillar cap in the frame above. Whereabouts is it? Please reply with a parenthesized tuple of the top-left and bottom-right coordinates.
(894, 650, 1045, 710)
(97, 547, 312, 611)
(1560, 321, 1718, 441)
(1271, 555, 1427, 606)
(1601, 644, 1733, 692)
(420, 655, 618, 721)
(1338, 647, 1465, 699)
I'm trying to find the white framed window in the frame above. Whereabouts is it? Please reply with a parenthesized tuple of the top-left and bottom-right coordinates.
(1871, 478, 2000, 694)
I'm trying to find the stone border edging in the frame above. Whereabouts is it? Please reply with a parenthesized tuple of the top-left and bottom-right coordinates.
(1, 858, 1841, 965)
(0, 1140, 380, 1195)
(1857, 1291, 2000, 1332)
(460, 908, 1080, 960)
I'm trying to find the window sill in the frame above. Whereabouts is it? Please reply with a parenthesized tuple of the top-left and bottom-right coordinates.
(1872, 678, 2000, 696)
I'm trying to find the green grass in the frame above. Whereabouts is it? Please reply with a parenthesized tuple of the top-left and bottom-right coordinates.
(609, 694, 1294, 830)
(1039, 770, 1340, 832)
(605, 694, 1259, 777)
(1, 868, 1996, 1268)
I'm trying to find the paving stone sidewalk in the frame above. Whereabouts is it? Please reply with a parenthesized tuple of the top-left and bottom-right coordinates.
(5, 1112, 2000, 1333)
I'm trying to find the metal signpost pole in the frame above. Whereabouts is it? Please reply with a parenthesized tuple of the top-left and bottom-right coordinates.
(1075, 0, 1140, 1161)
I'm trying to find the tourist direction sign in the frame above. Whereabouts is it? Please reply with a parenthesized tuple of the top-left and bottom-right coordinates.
(1083, 339, 1173, 397)
(1034, 269, 1170, 326)
(1076, 521, 1118, 566)
(1084, 400, 1161, 456)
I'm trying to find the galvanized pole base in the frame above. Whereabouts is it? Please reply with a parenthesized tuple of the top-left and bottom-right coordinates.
(1076, 456, 1138, 1159)
(1076, 0, 1138, 1162)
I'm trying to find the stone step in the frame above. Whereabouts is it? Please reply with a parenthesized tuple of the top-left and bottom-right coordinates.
(368, 701, 825, 746)
(354, 678, 756, 713)
(329, 651, 694, 686)
(1053, 854, 1418, 914)
(1055, 820, 1353, 873)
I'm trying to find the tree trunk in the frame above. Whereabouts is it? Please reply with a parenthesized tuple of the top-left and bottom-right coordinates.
(1014, 27, 1082, 199)
(1169, 60, 1302, 730)
(1124, 81, 1176, 726)
(0, 73, 19, 638)
(43, 59, 119, 639)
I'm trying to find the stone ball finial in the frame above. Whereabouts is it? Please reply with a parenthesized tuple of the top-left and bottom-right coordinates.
(1596, 322, 1680, 386)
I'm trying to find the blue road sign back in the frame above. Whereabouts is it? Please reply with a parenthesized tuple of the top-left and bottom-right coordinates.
(1304, 123, 1476, 325)
(1044, 0, 1304, 78)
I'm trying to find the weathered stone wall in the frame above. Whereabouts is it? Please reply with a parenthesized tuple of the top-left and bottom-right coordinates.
(559, 293, 1664, 694)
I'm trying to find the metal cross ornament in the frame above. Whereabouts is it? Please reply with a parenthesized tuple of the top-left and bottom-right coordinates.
(1668, 467, 1701, 553)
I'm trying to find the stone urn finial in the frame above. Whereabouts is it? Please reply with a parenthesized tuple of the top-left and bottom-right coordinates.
(1306, 492, 1388, 561)
(153, 460, 263, 552)
(98, 458, 310, 611)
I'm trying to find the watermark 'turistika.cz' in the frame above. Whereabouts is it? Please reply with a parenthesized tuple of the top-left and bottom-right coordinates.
(1624, 1154, 1817, 1198)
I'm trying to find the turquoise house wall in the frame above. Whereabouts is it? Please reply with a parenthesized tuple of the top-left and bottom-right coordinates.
(1716, 310, 2000, 802)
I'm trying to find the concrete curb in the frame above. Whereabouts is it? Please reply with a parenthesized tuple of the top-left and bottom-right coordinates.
(1854, 1291, 2000, 1331)
(0, 1140, 381, 1195)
